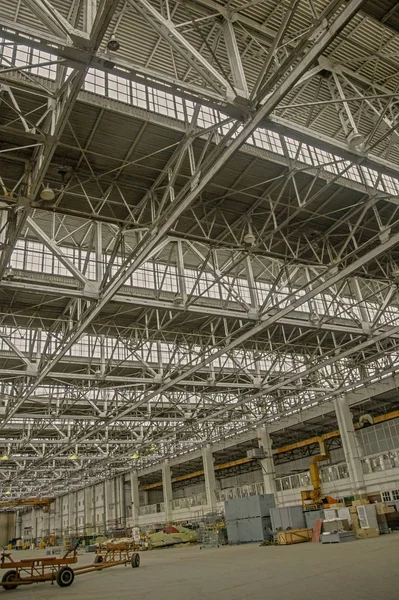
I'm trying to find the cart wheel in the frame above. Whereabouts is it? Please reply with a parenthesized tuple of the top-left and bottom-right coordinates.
(131, 552, 140, 568)
(2, 570, 19, 590)
(94, 555, 104, 564)
(56, 567, 74, 588)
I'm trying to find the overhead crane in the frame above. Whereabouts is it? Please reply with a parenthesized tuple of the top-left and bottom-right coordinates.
(0, 498, 55, 512)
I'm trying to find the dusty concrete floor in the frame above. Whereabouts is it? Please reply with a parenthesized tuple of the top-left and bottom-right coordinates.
(1, 534, 399, 599)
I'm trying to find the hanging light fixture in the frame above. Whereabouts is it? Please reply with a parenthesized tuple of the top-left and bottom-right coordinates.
(107, 34, 120, 51)
(347, 130, 365, 151)
(40, 185, 55, 202)
(0, 455, 9, 461)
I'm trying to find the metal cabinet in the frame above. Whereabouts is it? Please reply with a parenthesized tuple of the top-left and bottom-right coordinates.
(225, 494, 275, 521)
(304, 509, 324, 529)
(270, 506, 305, 531)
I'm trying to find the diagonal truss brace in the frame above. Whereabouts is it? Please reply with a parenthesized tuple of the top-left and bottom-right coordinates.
(26, 216, 89, 288)
(21, 0, 89, 43)
(0, 0, 366, 425)
(127, 0, 231, 95)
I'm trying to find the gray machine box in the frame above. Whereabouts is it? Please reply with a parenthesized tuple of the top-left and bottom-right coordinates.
(249, 517, 272, 541)
(228, 517, 272, 543)
(246, 494, 276, 518)
(224, 499, 240, 522)
(270, 506, 305, 531)
(224, 494, 275, 521)
(237, 519, 253, 543)
(226, 520, 239, 544)
(304, 509, 324, 530)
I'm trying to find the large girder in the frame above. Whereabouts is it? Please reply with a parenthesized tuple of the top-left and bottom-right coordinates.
(1, 0, 399, 497)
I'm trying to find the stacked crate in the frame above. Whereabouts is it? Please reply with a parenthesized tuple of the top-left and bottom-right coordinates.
(225, 494, 275, 544)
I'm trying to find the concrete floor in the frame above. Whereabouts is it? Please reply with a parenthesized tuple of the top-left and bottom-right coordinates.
(2, 534, 399, 599)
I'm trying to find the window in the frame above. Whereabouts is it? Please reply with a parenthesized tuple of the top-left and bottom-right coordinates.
(382, 491, 392, 501)
(392, 490, 399, 501)
(108, 74, 130, 103)
(85, 69, 106, 95)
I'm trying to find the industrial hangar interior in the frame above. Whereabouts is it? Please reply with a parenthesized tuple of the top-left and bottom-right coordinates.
(0, 0, 399, 597)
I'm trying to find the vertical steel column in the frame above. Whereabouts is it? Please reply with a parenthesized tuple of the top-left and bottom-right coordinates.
(104, 480, 110, 534)
(84, 486, 93, 535)
(161, 459, 173, 524)
(333, 395, 366, 495)
(119, 475, 126, 528)
(257, 425, 278, 501)
(68, 492, 74, 536)
(130, 470, 140, 527)
(202, 445, 217, 511)
(92, 485, 97, 534)
(31, 508, 37, 545)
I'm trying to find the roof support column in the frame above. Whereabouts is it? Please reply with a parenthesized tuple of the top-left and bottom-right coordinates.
(92, 486, 97, 534)
(118, 475, 126, 527)
(161, 459, 173, 524)
(44, 508, 51, 538)
(202, 444, 217, 512)
(257, 425, 278, 501)
(68, 492, 75, 536)
(333, 395, 366, 496)
(32, 508, 37, 544)
(104, 480, 110, 535)
(84, 486, 94, 535)
(130, 471, 140, 526)
(15, 510, 22, 540)
(54, 497, 61, 538)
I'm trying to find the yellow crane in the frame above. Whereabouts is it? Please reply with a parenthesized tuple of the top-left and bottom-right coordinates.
(0, 498, 55, 512)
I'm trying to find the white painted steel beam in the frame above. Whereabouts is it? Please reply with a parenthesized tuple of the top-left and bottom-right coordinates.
(26, 217, 89, 286)
(222, 19, 248, 97)
(2, 0, 365, 419)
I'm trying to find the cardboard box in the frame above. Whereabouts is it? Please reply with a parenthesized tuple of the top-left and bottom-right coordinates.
(375, 502, 393, 515)
(355, 527, 379, 539)
(352, 499, 370, 506)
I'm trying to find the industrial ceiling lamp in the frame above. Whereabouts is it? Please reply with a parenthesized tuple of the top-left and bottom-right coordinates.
(347, 130, 365, 151)
(40, 185, 55, 202)
(0, 455, 9, 461)
(107, 34, 120, 51)
(309, 311, 321, 327)
(130, 453, 140, 460)
(5, 489, 11, 495)
(243, 222, 255, 247)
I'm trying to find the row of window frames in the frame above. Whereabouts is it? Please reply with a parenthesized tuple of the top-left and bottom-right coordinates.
(2, 41, 399, 197)
(63, 514, 105, 525)
(382, 490, 399, 501)
(63, 495, 104, 509)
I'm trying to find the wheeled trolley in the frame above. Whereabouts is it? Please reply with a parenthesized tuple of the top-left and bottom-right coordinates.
(1, 545, 78, 590)
(1, 542, 141, 590)
(92, 542, 141, 569)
